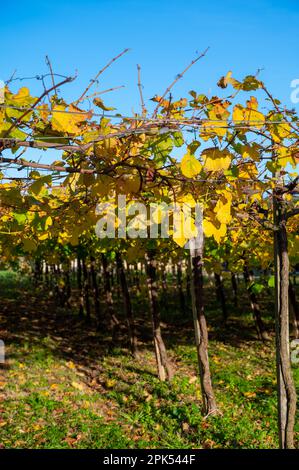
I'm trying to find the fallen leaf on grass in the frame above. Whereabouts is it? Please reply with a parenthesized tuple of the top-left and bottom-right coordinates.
(66, 361, 76, 370)
(105, 379, 116, 389)
(71, 381, 85, 392)
(212, 356, 221, 364)
(50, 383, 59, 390)
(188, 376, 197, 384)
(182, 422, 189, 432)
(63, 434, 82, 447)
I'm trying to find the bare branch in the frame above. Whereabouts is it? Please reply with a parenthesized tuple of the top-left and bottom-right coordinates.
(152, 47, 209, 118)
(0, 155, 93, 174)
(137, 64, 146, 116)
(85, 85, 125, 100)
(75, 48, 130, 105)
(3, 75, 76, 138)
(45, 55, 56, 90)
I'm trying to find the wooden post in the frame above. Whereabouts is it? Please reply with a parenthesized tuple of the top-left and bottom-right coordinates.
(90, 255, 101, 327)
(116, 252, 138, 356)
(146, 250, 173, 381)
(189, 220, 217, 416)
(273, 185, 297, 448)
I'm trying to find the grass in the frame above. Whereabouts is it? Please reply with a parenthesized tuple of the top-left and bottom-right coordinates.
(0, 270, 298, 448)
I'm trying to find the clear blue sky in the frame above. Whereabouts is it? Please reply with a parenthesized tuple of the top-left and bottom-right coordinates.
(1, 0, 299, 113)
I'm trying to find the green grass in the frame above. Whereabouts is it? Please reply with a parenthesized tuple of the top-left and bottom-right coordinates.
(0, 270, 298, 448)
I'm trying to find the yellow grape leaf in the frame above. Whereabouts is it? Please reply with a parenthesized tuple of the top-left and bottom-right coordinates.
(65, 173, 80, 193)
(239, 162, 258, 179)
(58, 231, 70, 244)
(203, 218, 227, 243)
(202, 219, 215, 237)
(93, 97, 115, 111)
(217, 188, 233, 202)
(202, 148, 231, 172)
(0, 108, 4, 127)
(38, 233, 49, 241)
(52, 104, 91, 134)
(277, 146, 297, 168)
(244, 109, 265, 128)
(172, 216, 187, 247)
(244, 97, 265, 128)
(214, 200, 232, 225)
(7, 87, 34, 106)
(94, 138, 120, 159)
(214, 224, 227, 243)
(116, 174, 140, 194)
(246, 96, 258, 111)
(173, 234, 187, 248)
(151, 204, 168, 224)
(276, 123, 291, 139)
(232, 104, 244, 124)
(181, 152, 202, 178)
(45, 216, 53, 229)
(270, 122, 292, 143)
(241, 143, 260, 161)
(176, 193, 197, 208)
(91, 176, 112, 197)
(69, 232, 79, 246)
(217, 71, 233, 88)
(29, 179, 44, 196)
(217, 71, 242, 89)
(37, 104, 50, 122)
(184, 215, 198, 239)
(201, 106, 229, 140)
(29, 170, 41, 179)
(4, 87, 35, 122)
(71, 381, 85, 392)
(201, 119, 227, 140)
(23, 238, 37, 252)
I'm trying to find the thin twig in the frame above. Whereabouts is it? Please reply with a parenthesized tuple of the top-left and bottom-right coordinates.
(85, 85, 125, 100)
(152, 47, 209, 118)
(137, 64, 146, 116)
(6, 69, 17, 85)
(45, 55, 56, 90)
(75, 48, 130, 105)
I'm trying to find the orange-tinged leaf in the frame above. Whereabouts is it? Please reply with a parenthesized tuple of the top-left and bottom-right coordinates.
(52, 104, 92, 134)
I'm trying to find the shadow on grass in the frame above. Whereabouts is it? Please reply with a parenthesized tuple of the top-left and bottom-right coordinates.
(0, 272, 275, 381)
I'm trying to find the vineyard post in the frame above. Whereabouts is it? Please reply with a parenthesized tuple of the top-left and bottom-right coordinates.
(77, 252, 84, 318)
(90, 255, 101, 328)
(82, 255, 91, 322)
(214, 272, 227, 324)
(273, 180, 297, 449)
(146, 250, 173, 381)
(189, 220, 217, 416)
(115, 252, 138, 356)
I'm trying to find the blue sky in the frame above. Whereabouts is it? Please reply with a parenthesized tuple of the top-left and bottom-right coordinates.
(1, 0, 299, 176)
(1, 0, 299, 112)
